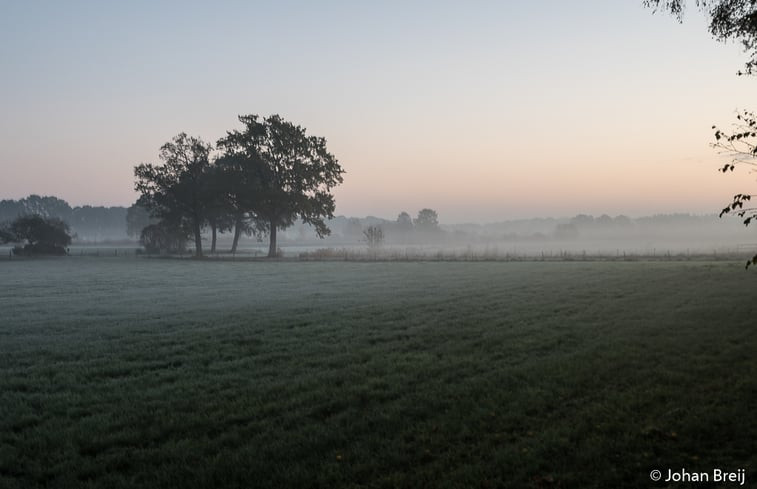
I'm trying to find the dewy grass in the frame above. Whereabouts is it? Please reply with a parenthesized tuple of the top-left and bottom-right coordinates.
(1, 258, 756, 488)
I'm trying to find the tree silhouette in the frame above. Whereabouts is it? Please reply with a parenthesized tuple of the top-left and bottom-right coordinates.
(5, 214, 72, 255)
(134, 133, 213, 257)
(218, 115, 344, 257)
(396, 211, 413, 232)
(414, 208, 440, 232)
(363, 225, 384, 248)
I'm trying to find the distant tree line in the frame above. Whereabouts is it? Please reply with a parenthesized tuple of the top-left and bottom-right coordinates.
(133, 114, 344, 258)
(0, 195, 127, 241)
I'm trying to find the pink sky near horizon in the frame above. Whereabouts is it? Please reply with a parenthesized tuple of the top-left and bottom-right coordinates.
(2, 1, 756, 223)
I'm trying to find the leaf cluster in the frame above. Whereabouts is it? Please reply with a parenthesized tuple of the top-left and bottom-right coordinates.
(645, 0, 757, 74)
(710, 111, 757, 267)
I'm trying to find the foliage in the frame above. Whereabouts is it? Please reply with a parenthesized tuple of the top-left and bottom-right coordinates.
(362, 225, 384, 248)
(414, 208, 440, 231)
(5, 214, 72, 255)
(212, 152, 266, 253)
(139, 221, 188, 254)
(396, 211, 413, 231)
(709, 110, 757, 267)
(217, 114, 344, 257)
(134, 133, 213, 257)
(0, 195, 71, 224)
(645, 0, 757, 74)
(0, 225, 14, 244)
(645, 1, 757, 267)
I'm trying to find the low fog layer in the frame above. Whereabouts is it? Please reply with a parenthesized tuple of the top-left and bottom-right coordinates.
(2, 196, 753, 257)
(287, 213, 755, 257)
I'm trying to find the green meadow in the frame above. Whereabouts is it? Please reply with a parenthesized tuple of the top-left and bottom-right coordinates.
(1, 258, 756, 488)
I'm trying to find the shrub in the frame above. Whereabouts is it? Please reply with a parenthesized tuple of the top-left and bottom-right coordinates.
(139, 222, 188, 254)
(5, 215, 71, 255)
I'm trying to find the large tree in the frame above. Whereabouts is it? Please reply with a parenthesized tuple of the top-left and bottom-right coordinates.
(217, 115, 344, 257)
(134, 133, 213, 257)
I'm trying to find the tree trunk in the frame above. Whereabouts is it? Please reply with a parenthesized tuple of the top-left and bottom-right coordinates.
(231, 215, 243, 254)
(268, 219, 277, 258)
(210, 221, 217, 254)
(193, 220, 203, 257)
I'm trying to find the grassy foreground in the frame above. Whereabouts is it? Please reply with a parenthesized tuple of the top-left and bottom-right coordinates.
(1, 258, 756, 488)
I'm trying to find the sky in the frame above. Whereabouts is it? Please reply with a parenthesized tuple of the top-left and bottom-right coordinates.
(1, 1, 756, 223)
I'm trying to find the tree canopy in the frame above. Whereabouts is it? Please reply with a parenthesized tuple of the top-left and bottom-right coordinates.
(132, 116, 344, 258)
(217, 114, 344, 257)
(134, 133, 213, 257)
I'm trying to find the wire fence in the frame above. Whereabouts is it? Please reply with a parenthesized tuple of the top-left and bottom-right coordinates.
(2, 244, 755, 263)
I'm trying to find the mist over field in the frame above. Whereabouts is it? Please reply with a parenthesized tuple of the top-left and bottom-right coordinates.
(2, 195, 754, 258)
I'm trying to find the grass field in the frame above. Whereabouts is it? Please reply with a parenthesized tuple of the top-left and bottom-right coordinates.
(1, 258, 756, 488)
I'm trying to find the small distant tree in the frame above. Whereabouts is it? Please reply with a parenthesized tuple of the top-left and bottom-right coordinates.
(139, 221, 188, 255)
(396, 211, 413, 231)
(414, 208, 439, 232)
(6, 214, 72, 255)
(363, 225, 384, 248)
